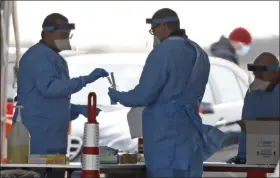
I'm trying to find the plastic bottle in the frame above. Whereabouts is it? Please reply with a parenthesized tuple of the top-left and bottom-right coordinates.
(7, 105, 30, 164)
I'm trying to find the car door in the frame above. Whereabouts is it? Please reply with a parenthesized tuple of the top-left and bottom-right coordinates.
(201, 82, 219, 125)
(209, 64, 245, 132)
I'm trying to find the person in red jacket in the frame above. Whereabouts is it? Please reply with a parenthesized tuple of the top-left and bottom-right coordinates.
(210, 27, 252, 65)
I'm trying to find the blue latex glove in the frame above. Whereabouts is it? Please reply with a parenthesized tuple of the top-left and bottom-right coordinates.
(107, 87, 119, 103)
(71, 104, 102, 120)
(227, 156, 246, 164)
(83, 68, 109, 84)
(79, 106, 102, 118)
(202, 124, 226, 161)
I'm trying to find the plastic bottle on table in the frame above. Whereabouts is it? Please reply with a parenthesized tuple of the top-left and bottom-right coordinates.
(7, 105, 30, 164)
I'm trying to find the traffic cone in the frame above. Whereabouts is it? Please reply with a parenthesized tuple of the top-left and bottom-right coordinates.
(81, 93, 100, 178)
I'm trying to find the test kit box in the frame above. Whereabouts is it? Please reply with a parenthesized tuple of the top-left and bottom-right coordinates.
(238, 118, 280, 165)
(28, 154, 67, 164)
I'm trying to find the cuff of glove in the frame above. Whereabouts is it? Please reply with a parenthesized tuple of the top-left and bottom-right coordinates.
(82, 75, 98, 85)
(227, 156, 246, 164)
(79, 76, 87, 86)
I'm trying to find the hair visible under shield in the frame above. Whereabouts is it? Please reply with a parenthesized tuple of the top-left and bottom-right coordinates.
(152, 8, 180, 31)
(41, 13, 68, 38)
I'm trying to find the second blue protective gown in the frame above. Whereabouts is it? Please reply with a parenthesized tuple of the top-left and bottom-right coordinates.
(108, 35, 225, 177)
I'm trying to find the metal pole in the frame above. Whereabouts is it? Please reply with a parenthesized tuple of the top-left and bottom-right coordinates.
(0, 1, 12, 162)
(12, 1, 20, 88)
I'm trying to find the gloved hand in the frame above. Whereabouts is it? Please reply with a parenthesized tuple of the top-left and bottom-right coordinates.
(83, 68, 109, 84)
(108, 87, 119, 104)
(227, 156, 246, 164)
(79, 106, 102, 118)
(71, 104, 102, 120)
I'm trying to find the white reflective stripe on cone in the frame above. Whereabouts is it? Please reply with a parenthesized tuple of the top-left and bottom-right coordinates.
(82, 154, 100, 170)
(83, 123, 99, 147)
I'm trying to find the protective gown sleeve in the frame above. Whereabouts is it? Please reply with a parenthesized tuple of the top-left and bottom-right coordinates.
(30, 52, 86, 97)
(70, 104, 102, 120)
(113, 46, 169, 107)
(70, 104, 82, 120)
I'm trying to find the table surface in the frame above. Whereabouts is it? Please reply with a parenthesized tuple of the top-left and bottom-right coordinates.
(1, 162, 276, 169)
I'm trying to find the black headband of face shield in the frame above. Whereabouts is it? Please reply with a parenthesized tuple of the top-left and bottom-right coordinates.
(247, 64, 280, 72)
(146, 17, 179, 25)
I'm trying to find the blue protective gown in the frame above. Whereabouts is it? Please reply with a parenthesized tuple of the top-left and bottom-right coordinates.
(237, 84, 280, 159)
(13, 42, 88, 155)
(108, 36, 225, 177)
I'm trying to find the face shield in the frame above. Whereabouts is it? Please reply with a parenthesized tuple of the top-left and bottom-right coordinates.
(42, 23, 75, 51)
(145, 17, 179, 46)
(247, 64, 280, 92)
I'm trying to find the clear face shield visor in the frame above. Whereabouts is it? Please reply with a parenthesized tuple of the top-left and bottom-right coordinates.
(247, 64, 280, 92)
(42, 23, 75, 50)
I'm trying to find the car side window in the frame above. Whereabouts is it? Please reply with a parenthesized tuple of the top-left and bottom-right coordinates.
(211, 65, 243, 103)
(202, 83, 214, 104)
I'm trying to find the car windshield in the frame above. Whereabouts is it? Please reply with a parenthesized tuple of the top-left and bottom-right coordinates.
(69, 63, 144, 105)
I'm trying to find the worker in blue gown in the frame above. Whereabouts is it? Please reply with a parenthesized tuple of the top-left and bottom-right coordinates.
(108, 8, 225, 178)
(228, 52, 280, 164)
(13, 13, 108, 177)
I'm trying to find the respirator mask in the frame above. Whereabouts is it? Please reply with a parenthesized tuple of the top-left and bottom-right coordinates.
(247, 64, 279, 92)
(42, 23, 75, 51)
(236, 45, 250, 57)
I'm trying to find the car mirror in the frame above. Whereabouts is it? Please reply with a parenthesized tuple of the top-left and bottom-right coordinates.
(201, 102, 214, 114)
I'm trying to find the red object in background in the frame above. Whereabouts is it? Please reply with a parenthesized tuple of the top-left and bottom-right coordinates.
(199, 105, 203, 114)
(1, 158, 7, 163)
(5, 102, 14, 138)
(247, 171, 267, 178)
(6, 102, 14, 116)
(0, 101, 14, 163)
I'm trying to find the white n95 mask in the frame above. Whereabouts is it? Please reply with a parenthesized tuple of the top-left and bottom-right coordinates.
(54, 39, 71, 51)
(236, 45, 250, 57)
(249, 78, 270, 92)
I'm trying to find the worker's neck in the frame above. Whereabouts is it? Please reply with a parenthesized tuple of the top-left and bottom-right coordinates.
(41, 39, 59, 53)
(160, 29, 186, 42)
(170, 29, 185, 36)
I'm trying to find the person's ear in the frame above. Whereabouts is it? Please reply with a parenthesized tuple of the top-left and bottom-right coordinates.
(265, 72, 280, 92)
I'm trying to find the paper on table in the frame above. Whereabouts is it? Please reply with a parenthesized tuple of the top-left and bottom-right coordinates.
(127, 107, 145, 139)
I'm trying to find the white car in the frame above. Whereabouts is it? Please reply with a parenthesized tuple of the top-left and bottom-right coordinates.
(66, 53, 249, 162)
